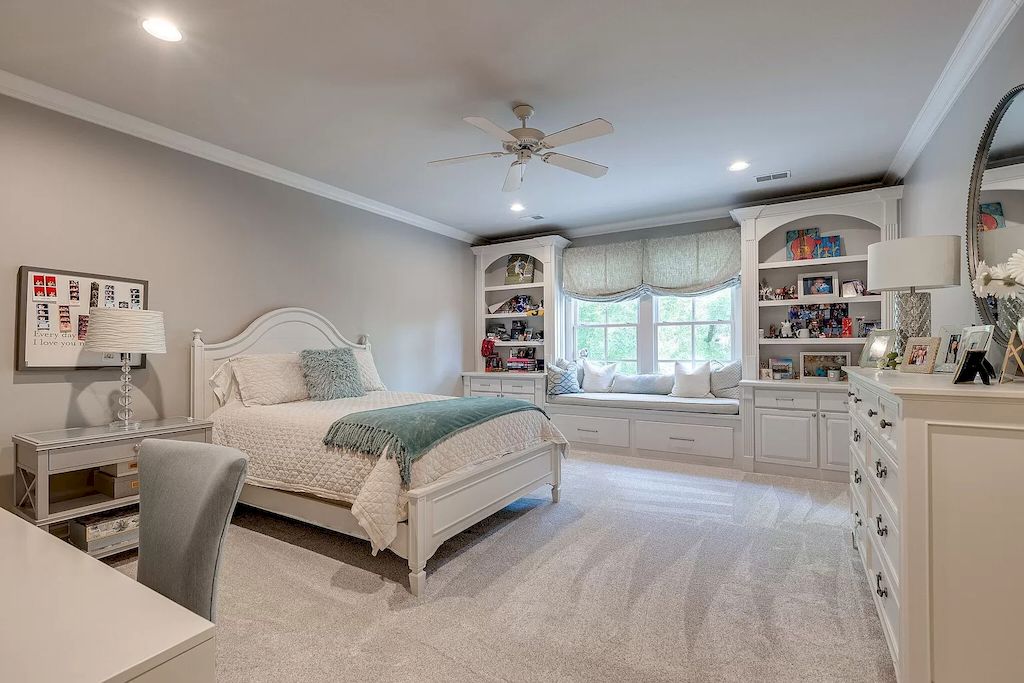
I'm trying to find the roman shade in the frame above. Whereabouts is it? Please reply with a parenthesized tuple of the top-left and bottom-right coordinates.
(563, 228, 741, 301)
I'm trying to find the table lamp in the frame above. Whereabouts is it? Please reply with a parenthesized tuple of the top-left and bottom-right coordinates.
(84, 308, 166, 429)
(868, 235, 961, 349)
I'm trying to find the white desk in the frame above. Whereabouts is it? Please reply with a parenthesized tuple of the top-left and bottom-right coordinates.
(0, 508, 216, 682)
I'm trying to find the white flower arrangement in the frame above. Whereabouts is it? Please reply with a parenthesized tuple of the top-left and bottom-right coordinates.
(973, 249, 1024, 299)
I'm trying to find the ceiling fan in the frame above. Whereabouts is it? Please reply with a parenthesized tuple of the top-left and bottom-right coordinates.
(428, 104, 613, 192)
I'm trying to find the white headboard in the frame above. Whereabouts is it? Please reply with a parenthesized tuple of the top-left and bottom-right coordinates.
(190, 307, 369, 420)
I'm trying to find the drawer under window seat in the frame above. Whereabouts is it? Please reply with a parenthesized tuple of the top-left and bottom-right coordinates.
(547, 392, 739, 415)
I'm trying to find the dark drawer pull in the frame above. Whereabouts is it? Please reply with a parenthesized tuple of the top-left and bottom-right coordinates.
(879, 419, 892, 429)
(853, 429, 861, 443)
(669, 436, 695, 442)
(875, 459, 888, 479)
(867, 409, 877, 417)
(853, 510, 863, 527)
(853, 468, 862, 484)
(847, 391, 856, 397)
(576, 428, 598, 433)
(851, 395, 862, 403)
(875, 572, 888, 598)
(875, 515, 888, 537)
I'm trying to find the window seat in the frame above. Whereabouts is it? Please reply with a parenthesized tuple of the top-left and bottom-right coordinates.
(546, 392, 740, 415)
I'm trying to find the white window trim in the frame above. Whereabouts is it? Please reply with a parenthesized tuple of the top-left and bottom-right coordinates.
(565, 286, 739, 373)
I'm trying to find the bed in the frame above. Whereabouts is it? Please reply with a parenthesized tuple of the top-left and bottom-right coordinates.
(189, 307, 566, 595)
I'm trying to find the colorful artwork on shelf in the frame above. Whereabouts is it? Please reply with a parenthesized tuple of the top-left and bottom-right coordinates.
(769, 357, 795, 380)
(787, 303, 849, 338)
(979, 202, 1005, 231)
(811, 235, 841, 259)
(505, 254, 536, 284)
(785, 228, 819, 261)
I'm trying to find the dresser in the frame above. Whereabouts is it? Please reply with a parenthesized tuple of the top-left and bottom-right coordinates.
(461, 371, 546, 405)
(846, 367, 1024, 682)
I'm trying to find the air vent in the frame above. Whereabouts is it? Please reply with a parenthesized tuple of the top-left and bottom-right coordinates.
(755, 170, 792, 183)
(519, 215, 545, 220)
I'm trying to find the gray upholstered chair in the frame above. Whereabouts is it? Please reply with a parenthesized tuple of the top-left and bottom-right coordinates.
(137, 439, 248, 622)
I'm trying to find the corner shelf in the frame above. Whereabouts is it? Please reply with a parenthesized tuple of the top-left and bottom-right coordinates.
(758, 295, 882, 307)
(758, 254, 869, 270)
(484, 312, 543, 319)
(759, 337, 867, 345)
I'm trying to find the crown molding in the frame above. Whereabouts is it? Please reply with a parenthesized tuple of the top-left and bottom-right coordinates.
(0, 69, 478, 244)
(561, 205, 735, 239)
(884, 0, 1023, 184)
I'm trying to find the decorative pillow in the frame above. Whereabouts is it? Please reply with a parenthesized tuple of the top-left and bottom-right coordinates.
(581, 359, 618, 393)
(230, 354, 309, 407)
(299, 348, 365, 401)
(710, 360, 742, 399)
(547, 361, 583, 396)
(352, 347, 387, 392)
(610, 373, 674, 395)
(670, 361, 712, 398)
(209, 361, 241, 405)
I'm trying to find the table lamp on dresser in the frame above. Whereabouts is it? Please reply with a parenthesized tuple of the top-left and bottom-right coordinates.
(83, 308, 166, 429)
(868, 235, 961, 349)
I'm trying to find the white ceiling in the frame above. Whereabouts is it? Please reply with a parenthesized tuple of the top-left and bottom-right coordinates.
(0, 0, 982, 239)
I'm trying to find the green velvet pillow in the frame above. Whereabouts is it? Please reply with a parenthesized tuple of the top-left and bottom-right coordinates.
(299, 348, 366, 401)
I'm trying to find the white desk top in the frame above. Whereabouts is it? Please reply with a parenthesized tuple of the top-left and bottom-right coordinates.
(0, 509, 215, 682)
(846, 366, 1024, 401)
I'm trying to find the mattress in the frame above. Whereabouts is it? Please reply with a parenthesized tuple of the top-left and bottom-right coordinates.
(211, 391, 566, 552)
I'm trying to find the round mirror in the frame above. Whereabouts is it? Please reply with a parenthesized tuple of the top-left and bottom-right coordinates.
(966, 84, 1024, 346)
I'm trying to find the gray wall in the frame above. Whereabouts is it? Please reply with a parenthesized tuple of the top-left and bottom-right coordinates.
(0, 95, 475, 508)
(900, 10, 1024, 332)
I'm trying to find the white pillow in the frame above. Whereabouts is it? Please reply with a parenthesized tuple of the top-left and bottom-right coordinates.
(352, 347, 387, 392)
(230, 353, 310, 407)
(209, 361, 241, 406)
(710, 360, 742, 398)
(670, 361, 712, 398)
(581, 359, 618, 392)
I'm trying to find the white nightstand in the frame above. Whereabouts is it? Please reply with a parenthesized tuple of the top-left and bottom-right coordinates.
(12, 416, 213, 558)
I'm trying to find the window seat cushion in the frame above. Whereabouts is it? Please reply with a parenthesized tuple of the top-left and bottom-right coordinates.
(547, 392, 739, 415)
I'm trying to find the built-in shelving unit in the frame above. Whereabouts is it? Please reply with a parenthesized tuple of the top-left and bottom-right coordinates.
(758, 295, 881, 308)
(757, 254, 869, 270)
(758, 337, 868, 346)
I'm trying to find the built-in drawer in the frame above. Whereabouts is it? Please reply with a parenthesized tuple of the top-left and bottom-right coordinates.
(471, 390, 502, 399)
(501, 378, 535, 394)
(47, 429, 209, 473)
(550, 414, 629, 448)
(754, 389, 816, 411)
(470, 377, 502, 392)
(869, 486, 901, 584)
(819, 392, 851, 413)
(634, 420, 734, 460)
(869, 533, 901, 665)
(866, 434, 900, 522)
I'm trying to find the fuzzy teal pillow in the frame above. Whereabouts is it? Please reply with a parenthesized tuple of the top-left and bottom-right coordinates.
(299, 348, 365, 400)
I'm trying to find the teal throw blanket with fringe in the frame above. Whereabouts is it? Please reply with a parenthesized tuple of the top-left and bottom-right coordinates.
(322, 396, 546, 485)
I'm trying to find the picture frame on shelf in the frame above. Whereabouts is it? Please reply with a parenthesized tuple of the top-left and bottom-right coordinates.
(961, 324, 995, 353)
(800, 352, 850, 381)
(859, 328, 898, 367)
(505, 254, 536, 284)
(840, 279, 866, 298)
(769, 357, 795, 380)
(899, 336, 940, 374)
(935, 325, 965, 373)
(952, 349, 996, 385)
(998, 324, 1024, 383)
(796, 271, 839, 301)
(811, 235, 842, 259)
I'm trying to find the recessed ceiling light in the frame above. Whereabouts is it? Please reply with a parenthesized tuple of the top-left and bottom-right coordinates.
(142, 17, 183, 42)
(728, 160, 751, 172)
(510, 202, 525, 212)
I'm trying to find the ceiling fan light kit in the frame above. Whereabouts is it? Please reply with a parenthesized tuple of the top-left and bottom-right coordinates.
(429, 103, 613, 191)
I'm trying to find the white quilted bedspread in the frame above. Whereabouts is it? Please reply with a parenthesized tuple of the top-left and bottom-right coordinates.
(211, 392, 566, 552)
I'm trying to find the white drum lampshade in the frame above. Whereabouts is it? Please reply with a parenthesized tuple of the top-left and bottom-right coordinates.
(84, 308, 166, 428)
(868, 235, 961, 347)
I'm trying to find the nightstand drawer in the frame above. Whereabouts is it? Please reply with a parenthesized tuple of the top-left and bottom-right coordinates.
(470, 378, 502, 392)
(48, 429, 208, 473)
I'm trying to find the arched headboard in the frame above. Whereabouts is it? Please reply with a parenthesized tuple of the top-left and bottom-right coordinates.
(190, 307, 369, 419)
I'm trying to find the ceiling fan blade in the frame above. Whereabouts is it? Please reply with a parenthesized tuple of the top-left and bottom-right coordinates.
(464, 116, 517, 144)
(427, 152, 507, 167)
(542, 153, 608, 178)
(502, 161, 524, 192)
(540, 118, 613, 149)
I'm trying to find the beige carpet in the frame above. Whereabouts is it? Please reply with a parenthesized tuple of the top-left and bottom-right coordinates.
(114, 451, 895, 682)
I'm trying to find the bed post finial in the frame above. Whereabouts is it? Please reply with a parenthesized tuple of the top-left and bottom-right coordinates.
(192, 328, 203, 345)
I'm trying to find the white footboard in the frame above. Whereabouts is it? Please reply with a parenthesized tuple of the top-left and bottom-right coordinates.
(404, 442, 563, 595)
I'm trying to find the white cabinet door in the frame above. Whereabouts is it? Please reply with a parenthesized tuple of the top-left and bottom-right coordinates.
(755, 408, 817, 468)
(819, 412, 851, 471)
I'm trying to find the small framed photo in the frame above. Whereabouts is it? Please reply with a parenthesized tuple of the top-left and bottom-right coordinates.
(800, 352, 850, 381)
(935, 325, 965, 373)
(769, 357, 795, 380)
(797, 271, 839, 301)
(859, 328, 898, 367)
(840, 279, 866, 298)
(900, 337, 940, 373)
(961, 325, 994, 354)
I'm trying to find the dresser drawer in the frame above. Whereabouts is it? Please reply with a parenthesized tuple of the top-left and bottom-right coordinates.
(851, 484, 869, 560)
(850, 382, 880, 421)
(550, 414, 629, 448)
(754, 389, 816, 411)
(819, 392, 851, 413)
(850, 446, 869, 502)
(869, 534, 901, 664)
(850, 420, 867, 461)
(470, 377, 502, 392)
(501, 378, 536, 394)
(48, 429, 209, 473)
(634, 421, 733, 460)
(866, 435, 900, 522)
(869, 487, 901, 585)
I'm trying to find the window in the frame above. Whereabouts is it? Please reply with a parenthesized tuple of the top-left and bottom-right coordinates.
(570, 286, 738, 375)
